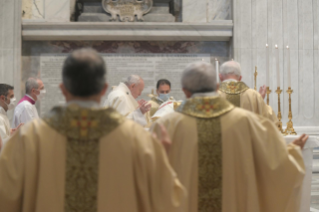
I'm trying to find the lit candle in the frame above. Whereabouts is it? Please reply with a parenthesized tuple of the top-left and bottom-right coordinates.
(266, 44, 269, 86)
(215, 58, 219, 83)
(275, 45, 280, 87)
(287, 46, 291, 88)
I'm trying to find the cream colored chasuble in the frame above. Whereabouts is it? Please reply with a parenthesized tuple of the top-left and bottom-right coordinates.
(0, 104, 185, 212)
(152, 96, 305, 212)
(219, 81, 278, 124)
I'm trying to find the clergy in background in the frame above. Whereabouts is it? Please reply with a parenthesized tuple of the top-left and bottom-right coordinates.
(0, 48, 185, 212)
(104, 75, 151, 126)
(12, 77, 45, 128)
(0, 84, 21, 148)
(149, 79, 173, 117)
(218, 60, 278, 124)
(152, 61, 307, 212)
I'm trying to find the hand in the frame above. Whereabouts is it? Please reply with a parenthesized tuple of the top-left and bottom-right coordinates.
(259, 85, 267, 99)
(292, 134, 309, 150)
(152, 124, 171, 154)
(138, 99, 147, 106)
(10, 123, 23, 136)
(139, 101, 151, 114)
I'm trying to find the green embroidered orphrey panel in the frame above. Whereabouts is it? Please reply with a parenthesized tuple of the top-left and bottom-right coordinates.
(219, 81, 250, 107)
(176, 96, 234, 211)
(43, 105, 124, 212)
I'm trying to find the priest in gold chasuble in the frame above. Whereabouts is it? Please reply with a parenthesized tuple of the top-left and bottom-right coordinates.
(152, 62, 307, 212)
(218, 61, 278, 124)
(0, 49, 185, 212)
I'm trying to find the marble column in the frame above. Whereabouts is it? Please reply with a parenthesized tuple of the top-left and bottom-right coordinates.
(0, 0, 22, 120)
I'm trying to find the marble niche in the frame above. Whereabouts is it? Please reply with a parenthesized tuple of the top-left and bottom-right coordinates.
(77, 0, 176, 22)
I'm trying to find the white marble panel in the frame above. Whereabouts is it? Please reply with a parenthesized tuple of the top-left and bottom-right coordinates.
(45, 0, 70, 22)
(208, 0, 231, 21)
(182, 0, 207, 22)
(0, 0, 22, 119)
(239, 48, 253, 88)
(256, 0, 267, 48)
(32, 0, 45, 19)
(240, 0, 251, 49)
(302, 50, 315, 119)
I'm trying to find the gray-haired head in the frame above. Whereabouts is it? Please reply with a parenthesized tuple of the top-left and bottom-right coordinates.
(124, 75, 142, 86)
(220, 60, 242, 78)
(181, 61, 217, 94)
(25, 78, 39, 95)
(62, 48, 106, 97)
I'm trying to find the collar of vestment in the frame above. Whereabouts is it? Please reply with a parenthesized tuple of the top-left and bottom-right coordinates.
(66, 100, 101, 109)
(18, 95, 36, 105)
(117, 82, 132, 96)
(176, 96, 234, 118)
(219, 81, 249, 95)
(43, 104, 125, 140)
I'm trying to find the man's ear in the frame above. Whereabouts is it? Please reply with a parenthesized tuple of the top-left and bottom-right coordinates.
(0, 95, 5, 101)
(59, 83, 69, 99)
(100, 83, 108, 96)
(219, 74, 223, 81)
(182, 88, 192, 99)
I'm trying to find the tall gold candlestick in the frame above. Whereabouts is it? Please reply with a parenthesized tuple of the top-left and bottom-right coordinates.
(276, 87, 284, 133)
(266, 86, 271, 105)
(254, 66, 258, 90)
(284, 87, 297, 135)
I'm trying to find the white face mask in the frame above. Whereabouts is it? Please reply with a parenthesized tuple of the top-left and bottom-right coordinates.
(158, 93, 170, 102)
(5, 97, 16, 111)
(37, 89, 46, 100)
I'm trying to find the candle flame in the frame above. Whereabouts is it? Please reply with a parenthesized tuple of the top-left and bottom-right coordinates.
(286, 46, 289, 49)
(266, 44, 269, 47)
(275, 45, 278, 49)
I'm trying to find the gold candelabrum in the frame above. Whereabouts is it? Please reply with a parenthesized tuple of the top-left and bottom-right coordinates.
(276, 87, 284, 133)
(266, 87, 271, 105)
(283, 87, 297, 135)
(254, 66, 258, 91)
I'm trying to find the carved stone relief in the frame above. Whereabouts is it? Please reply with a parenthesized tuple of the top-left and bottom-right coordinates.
(101, 0, 153, 22)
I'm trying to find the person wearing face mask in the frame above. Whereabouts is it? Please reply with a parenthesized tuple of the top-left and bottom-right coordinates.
(104, 75, 151, 127)
(148, 79, 173, 117)
(12, 78, 46, 128)
(0, 84, 22, 148)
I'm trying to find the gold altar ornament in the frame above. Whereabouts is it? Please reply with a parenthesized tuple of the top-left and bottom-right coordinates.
(266, 87, 271, 105)
(254, 66, 258, 90)
(283, 87, 297, 135)
(276, 87, 284, 133)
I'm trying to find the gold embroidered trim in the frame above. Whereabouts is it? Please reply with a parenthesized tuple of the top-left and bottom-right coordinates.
(43, 105, 125, 212)
(226, 94, 241, 107)
(197, 118, 222, 211)
(219, 81, 249, 95)
(176, 96, 234, 118)
(151, 96, 164, 105)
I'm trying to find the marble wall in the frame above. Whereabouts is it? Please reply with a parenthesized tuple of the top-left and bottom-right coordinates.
(0, 0, 22, 121)
(183, 0, 232, 22)
(22, 40, 230, 80)
(233, 0, 319, 127)
(22, 0, 70, 22)
(22, 40, 230, 114)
